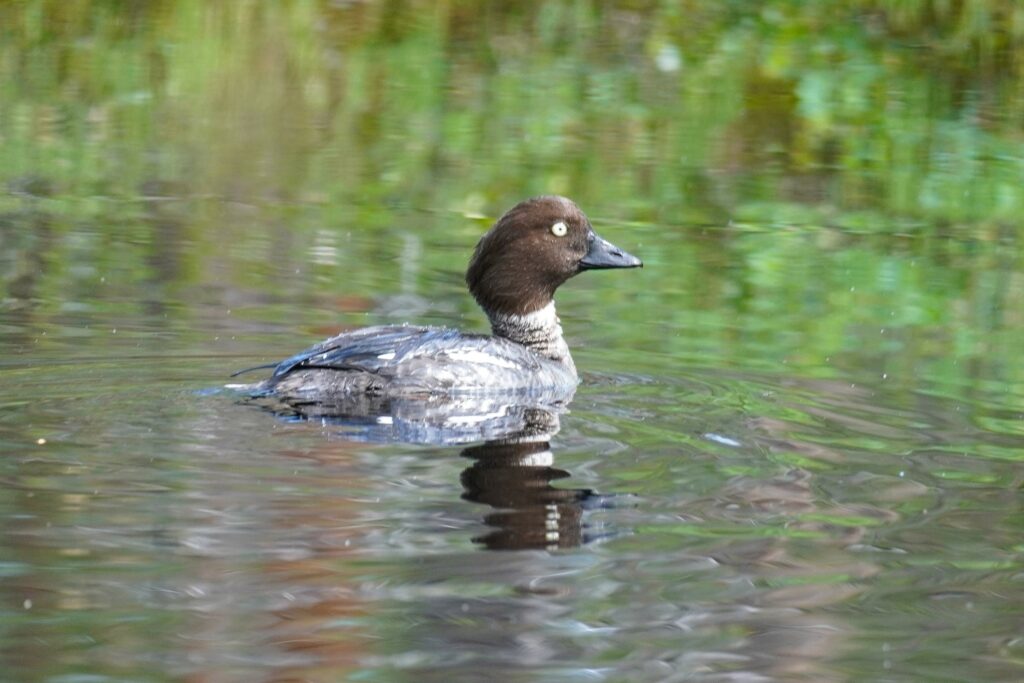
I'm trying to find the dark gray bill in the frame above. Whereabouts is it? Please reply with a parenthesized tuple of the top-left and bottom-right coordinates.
(579, 232, 643, 270)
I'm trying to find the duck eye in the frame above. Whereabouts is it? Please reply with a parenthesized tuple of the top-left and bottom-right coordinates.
(550, 221, 568, 237)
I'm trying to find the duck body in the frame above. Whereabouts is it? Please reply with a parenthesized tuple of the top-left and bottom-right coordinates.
(265, 322, 576, 398)
(241, 196, 641, 400)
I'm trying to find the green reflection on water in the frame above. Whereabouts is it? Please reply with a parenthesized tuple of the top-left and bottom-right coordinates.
(6, 0, 1014, 414)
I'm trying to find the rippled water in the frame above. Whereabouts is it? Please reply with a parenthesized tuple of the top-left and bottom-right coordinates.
(3, 3, 1024, 682)
(4, 221, 1022, 682)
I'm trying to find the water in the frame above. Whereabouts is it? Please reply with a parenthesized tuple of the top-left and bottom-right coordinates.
(2, 3, 1023, 682)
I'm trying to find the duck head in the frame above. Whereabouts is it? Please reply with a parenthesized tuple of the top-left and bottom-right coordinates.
(466, 195, 642, 317)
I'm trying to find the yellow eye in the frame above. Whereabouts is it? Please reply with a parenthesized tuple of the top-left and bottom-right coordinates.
(551, 221, 568, 237)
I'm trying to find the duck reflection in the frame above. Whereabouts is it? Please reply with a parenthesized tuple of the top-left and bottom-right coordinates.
(255, 387, 571, 446)
(255, 386, 612, 551)
(462, 437, 583, 550)
(460, 410, 613, 551)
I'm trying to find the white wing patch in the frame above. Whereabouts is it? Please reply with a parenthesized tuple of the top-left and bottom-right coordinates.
(377, 352, 396, 360)
(443, 349, 518, 369)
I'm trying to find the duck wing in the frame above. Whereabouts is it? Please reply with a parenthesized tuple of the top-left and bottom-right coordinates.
(270, 325, 464, 378)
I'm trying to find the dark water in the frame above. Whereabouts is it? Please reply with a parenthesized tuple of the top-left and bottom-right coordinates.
(2, 3, 1024, 682)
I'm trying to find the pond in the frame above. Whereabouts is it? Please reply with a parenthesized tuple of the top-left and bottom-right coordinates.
(2, 3, 1023, 682)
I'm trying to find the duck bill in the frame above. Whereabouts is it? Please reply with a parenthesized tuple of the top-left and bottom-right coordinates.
(579, 232, 643, 271)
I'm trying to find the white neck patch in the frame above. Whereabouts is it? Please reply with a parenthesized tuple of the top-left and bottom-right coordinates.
(486, 301, 574, 370)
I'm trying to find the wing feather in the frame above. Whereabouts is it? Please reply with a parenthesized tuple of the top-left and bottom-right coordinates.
(272, 325, 461, 378)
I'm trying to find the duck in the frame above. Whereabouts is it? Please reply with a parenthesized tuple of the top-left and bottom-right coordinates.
(236, 195, 641, 398)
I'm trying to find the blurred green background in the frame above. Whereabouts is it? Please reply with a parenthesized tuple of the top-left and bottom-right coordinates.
(5, 0, 1024, 223)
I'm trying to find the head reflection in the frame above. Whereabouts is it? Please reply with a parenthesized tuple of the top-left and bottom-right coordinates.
(459, 408, 603, 551)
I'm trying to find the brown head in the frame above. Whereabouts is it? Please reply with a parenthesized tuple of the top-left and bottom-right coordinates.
(465, 196, 641, 317)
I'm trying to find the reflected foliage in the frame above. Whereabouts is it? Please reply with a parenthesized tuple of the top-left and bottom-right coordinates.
(1, 0, 1021, 397)
(4, 0, 1024, 227)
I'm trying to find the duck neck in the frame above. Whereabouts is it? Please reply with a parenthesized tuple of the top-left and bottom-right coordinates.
(487, 301, 575, 373)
